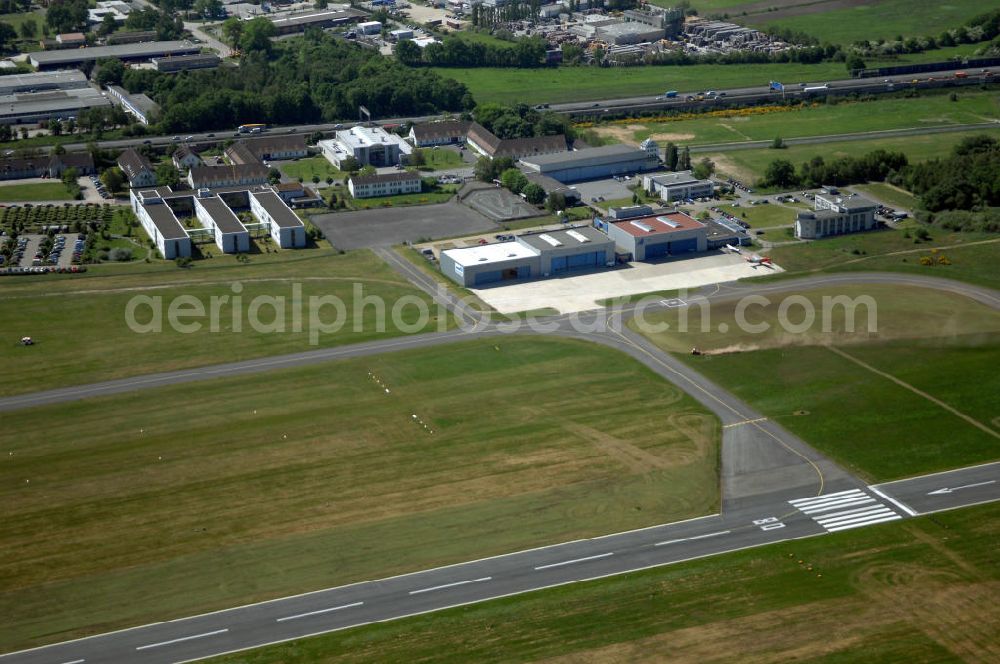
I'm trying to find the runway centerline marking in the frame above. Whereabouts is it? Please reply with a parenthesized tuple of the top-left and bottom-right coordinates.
(655, 530, 730, 546)
(534, 552, 613, 570)
(276, 602, 364, 622)
(135, 628, 229, 651)
(409, 577, 492, 595)
(60, 660, 86, 664)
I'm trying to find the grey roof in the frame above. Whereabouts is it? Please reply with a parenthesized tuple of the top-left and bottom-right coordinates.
(350, 171, 421, 185)
(410, 120, 470, 142)
(189, 164, 269, 188)
(0, 70, 88, 95)
(29, 41, 200, 68)
(108, 85, 159, 115)
(0, 87, 111, 119)
(141, 200, 188, 240)
(835, 195, 877, 211)
(523, 144, 650, 169)
(646, 171, 707, 186)
(196, 196, 246, 234)
(516, 226, 611, 253)
(151, 53, 221, 70)
(117, 148, 154, 181)
(251, 190, 303, 228)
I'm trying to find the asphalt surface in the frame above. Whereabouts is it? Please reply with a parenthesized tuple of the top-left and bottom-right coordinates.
(2, 272, 998, 663)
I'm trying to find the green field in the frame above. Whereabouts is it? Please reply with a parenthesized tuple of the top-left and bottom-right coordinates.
(0, 182, 76, 202)
(725, 201, 798, 228)
(279, 156, 342, 182)
(437, 45, 991, 105)
(764, 224, 1000, 290)
(0, 250, 446, 396)
(742, 0, 988, 46)
(631, 284, 1000, 480)
(211, 501, 1000, 663)
(1, 337, 720, 650)
(704, 127, 1000, 183)
(853, 182, 920, 210)
(598, 89, 1000, 148)
(348, 186, 457, 210)
(416, 146, 466, 171)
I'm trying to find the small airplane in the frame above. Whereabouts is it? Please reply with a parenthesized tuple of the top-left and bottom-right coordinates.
(746, 253, 773, 266)
(724, 243, 742, 255)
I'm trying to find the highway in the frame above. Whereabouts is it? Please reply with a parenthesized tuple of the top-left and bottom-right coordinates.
(1, 272, 998, 663)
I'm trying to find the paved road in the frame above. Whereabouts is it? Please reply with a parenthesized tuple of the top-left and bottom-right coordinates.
(2, 272, 998, 663)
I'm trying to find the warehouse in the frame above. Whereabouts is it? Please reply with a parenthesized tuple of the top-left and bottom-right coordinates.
(106, 85, 159, 125)
(130, 188, 192, 260)
(194, 195, 250, 254)
(520, 144, 660, 183)
(643, 170, 714, 202)
(29, 41, 200, 70)
(151, 53, 221, 73)
(605, 211, 707, 260)
(268, 8, 365, 35)
(0, 87, 111, 125)
(0, 70, 89, 96)
(440, 226, 614, 287)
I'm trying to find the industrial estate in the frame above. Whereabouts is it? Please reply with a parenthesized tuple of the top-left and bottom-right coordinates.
(1, 0, 999, 662)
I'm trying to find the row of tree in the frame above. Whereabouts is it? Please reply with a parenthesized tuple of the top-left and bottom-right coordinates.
(903, 135, 1000, 213)
(396, 35, 549, 69)
(473, 102, 572, 140)
(761, 149, 909, 190)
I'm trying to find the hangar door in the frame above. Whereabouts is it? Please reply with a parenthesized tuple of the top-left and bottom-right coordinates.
(644, 242, 671, 259)
(670, 238, 698, 253)
(474, 266, 531, 286)
(551, 251, 604, 273)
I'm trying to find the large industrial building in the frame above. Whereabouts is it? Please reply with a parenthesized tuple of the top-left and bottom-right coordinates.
(106, 85, 159, 125)
(0, 87, 111, 125)
(795, 193, 878, 239)
(129, 185, 306, 258)
(0, 70, 89, 96)
(320, 126, 413, 168)
(269, 8, 366, 35)
(151, 53, 221, 73)
(440, 226, 614, 287)
(520, 144, 660, 183)
(643, 171, 714, 202)
(29, 41, 200, 70)
(603, 211, 708, 260)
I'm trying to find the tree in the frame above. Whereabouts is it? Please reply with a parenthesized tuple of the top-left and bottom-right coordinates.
(0, 21, 16, 52)
(98, 12, 117, 36)
(771, 136, 785, 150)
(409, 148, 426, 167)
(61, 166, 79, 187)
(522, 182, 545, 204)
(339, 156, 360, 172)
(545, 191, 567, 212)
(500, 167, 527, 193)
(221, 17, 243, 46)
(395, 38, 422, 67)
(193, 0, 224, 19)
(845, 53, 865, 73)
(240, 17, 276, 54)
(763, 159, 797, 188)
(50, 118, 63, 136)
(156, 163, 180, 188)
(268, 167, 281, 185)
(19, 18, 37, 40)
(358, 164, 377, 176)
(692, 157, 714, 180)
(679, 146, 691, 171)
(46, 0, 88, 33)
(95, 58, 125, 87)
(53, 143, 66, 155)
(664, 142, 678, 171)
(315, 0, 328, 7)
(101, 166, 125, 192)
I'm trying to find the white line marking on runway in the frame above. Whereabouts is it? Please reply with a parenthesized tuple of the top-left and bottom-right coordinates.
(788, 488, 862, 505)
(816, 507, 895, 528)
(59, 659, 85, 664)
(409, 577, 492, 595)
(654, 530, 730, 546)
(927, 480, 996, 495)
(868, 485, 918, 516)
(136, 629, 229, 651)
(826, 514, 902, 532)
(276, 602, 364, 622)
(800, 497, 876, 514)
(534, 552, 614, 570)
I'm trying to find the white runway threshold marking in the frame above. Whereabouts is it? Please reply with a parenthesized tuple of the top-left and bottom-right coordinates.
(409, 577, 492, 595)
(790, 489, 903, 533)
(135, 629, 229, 651)
(534, 552, 613, 570)
(60, 660, 86, 664)
(654, 530, 731, 547)
(276, 602, 364, 622)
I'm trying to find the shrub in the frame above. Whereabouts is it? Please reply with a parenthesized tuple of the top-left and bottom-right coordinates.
(107, 247, 132, 262)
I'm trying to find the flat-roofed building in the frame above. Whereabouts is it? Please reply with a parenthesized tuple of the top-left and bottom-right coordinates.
(605, 211, 707, 260)
(268, 8, 366, 35)
(0, 87, 111, 125)
(130, 188, 192, 259)
(440, 225, 614, 286)
(521, 144, 659, 183)
(320, 126, 412, 168)
(106, 85, 159, 125)
(796, 193, 877, 239)
(0, 70, 89, 96)
(642, 170, 714, 202)
(194, 195, 250, 253)
(248, 190, 307, 248)
(29, 41, 200, 70)
(348, 171, 421, 198)
(151, 53, 221, 72)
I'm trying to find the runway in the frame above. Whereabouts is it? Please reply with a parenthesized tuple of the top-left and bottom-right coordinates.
(2, 272, 998, 663)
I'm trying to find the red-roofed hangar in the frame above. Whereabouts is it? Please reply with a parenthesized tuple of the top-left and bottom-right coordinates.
(605, 212, 708, 260)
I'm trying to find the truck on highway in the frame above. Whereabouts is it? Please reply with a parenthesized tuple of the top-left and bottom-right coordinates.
(802, 84, 830, 94)
(664, 90, 678, 98)
(954, 71, 968, 78)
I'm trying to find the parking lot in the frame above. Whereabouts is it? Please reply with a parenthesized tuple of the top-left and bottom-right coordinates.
(463, 187, 542, 221)
(573, 177, 637, 205)
(311, 200, 496, 250)
(469, 251, 784, 315)
(0, 233, 83, 269)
